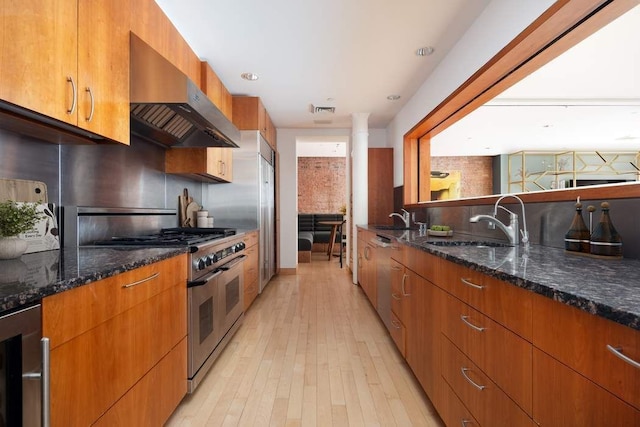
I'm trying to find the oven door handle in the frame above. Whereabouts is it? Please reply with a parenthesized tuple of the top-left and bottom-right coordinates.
(217, 254, 247, 271)
(187, 269, 224, 288)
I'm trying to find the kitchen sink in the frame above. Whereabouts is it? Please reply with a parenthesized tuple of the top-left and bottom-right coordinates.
(427, 241, 510, 248)
(372, 225, 412, 230)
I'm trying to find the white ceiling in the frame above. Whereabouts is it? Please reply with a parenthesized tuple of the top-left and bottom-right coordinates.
(155, 0, 491, 129)
(431, 4, 640, 156)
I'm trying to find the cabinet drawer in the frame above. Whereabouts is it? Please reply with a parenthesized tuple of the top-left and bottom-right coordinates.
(389, 239, 406, 264)
(244, 278, 258, 311)
(49, 284, 186, 426)
(243, 230, 259, 249)
(405, 246, 440, 284)
(94, 338, 187, 427)
(441, 335, 533, 427)
(390, 259, 407, 322)
(439, 260, 532, 340)
(438, 380, 480, 427)
(532, 293, 640, 410)
(244, 245, 259, 286)
(389, 311, 406, 357)
(43, 254, 187, 349)
(441, 292, 532, 415)
(533, 348, 640, 426)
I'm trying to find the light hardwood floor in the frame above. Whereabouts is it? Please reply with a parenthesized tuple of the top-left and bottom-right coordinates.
(166, 254, 444, 426)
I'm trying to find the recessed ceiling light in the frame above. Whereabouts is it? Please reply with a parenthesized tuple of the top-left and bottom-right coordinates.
(240, 72, 259, 81)
(387, 95, 401, 101)
(415, 46, 435, 56)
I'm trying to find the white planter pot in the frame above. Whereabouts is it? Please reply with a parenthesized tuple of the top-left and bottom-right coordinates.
(0, 236, 28, 260)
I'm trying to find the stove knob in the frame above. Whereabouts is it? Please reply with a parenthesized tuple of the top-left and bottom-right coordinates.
(194, 258, 205, 271)
(237, 242, 245, 251)
(209, 253, 218, 264)
(204, 255, 213, 266)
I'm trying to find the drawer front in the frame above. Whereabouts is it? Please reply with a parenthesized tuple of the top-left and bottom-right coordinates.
(43, 254, 187, 349)
(94, 338, 187, 427)
(389, 311, 406, 357)
(243, 245, 259, 286)
(441, 335, 533, 427)
(244, 278, 258, 311)
(532, 293, 640, 410)
(50, 284, 187, 426)
(390, 259, 406, 321)
(389, 239, 406, 264)
(533, 348, 640, 425)
(439, 259, 532, 341)
(243, 230, 259, 248)
(405, 246, 439, 284)
(441, 292, 532, 414)
(438, 380, 481, 427)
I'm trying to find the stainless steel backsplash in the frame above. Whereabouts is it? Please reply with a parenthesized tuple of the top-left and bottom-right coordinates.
(0, 127, 202, 230)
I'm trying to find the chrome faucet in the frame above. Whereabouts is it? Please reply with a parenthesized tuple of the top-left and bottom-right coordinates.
(469, 194, 529, 246)
(389, 208, 411, 228)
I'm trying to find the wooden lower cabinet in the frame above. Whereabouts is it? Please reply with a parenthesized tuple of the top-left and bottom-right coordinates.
(357, 229, 377, 307)
(533, 348, 640, 426)
(43, 255, 187, 426)
(440, 292, 532, 415)
(243, 231, 260, 310)
(438, 380, 480, 427)
(441, 336, 534, 426)
(94, 338, 187, 427)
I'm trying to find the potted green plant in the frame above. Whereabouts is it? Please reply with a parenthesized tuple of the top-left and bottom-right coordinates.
(0, 200, 42, 259)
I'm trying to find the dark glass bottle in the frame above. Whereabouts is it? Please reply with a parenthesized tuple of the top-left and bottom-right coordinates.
(564, 202, 590, 252)
(590, 202, 623, 257)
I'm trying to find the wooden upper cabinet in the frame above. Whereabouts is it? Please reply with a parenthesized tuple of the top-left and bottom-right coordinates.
(201, 61, 233, 121)
(368, 148, 393, 225)
(0, 0, 130, 144)
(129, 0, 200, 84)
(77, 0, 131, 144)
(232, 96, 277, 150)
(1, 0, 78, 125)
(165, 147, 233, 183)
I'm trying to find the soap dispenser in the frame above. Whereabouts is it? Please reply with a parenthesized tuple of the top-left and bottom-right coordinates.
(590, 202, 623, 257)
(564, 199, 590, 253)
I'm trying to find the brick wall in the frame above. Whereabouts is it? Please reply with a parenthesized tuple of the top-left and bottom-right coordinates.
(431, 156, 493, 198)
(298, 157, 346, 213)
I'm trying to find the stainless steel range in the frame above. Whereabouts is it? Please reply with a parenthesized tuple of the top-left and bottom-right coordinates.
(68, 207, 246, 393)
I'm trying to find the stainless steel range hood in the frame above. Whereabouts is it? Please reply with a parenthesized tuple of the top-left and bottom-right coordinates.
(130, 34, 239, 148)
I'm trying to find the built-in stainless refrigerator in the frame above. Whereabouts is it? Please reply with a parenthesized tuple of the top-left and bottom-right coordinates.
(204, 130, 275, 292)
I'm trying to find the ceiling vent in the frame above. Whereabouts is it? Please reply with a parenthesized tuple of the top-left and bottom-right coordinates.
(309, 104, 336, 114)
(314, 119, 333, 125)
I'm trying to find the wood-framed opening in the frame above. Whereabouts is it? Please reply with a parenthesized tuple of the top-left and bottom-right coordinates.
(403, 0, 640, 206)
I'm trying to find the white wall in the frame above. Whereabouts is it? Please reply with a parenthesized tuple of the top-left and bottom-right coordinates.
(388, 0, 555, 186)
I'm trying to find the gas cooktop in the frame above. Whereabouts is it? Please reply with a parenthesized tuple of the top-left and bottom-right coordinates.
(92, 228, 236, 247)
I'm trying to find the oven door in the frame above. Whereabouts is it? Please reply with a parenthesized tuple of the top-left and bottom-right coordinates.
(217, 255, 245, 337)
(187, 269, 224, 379)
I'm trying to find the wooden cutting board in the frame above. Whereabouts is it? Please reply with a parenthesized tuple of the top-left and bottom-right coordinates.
(0, 178, 48, 203)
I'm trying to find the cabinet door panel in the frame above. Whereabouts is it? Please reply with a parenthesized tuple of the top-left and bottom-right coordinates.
(441, 292, 532, 414)
(77, 0, 131, 144)
(1, 0, 78, 124)
(389, 311, 406, 357)
(533, 348, 640, 426)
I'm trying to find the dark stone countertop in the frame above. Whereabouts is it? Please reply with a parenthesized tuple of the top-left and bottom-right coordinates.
(363, 226, 640, 331)
(0, 246, 187, 316)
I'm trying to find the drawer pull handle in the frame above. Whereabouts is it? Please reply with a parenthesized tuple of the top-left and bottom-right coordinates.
(461, 278, 483, 290)
(607, 345, 640, 369)
(391, 265, 403, 271)
(122, 272, 159, 288)
(391, 320, 402, 329)
(461, 367, 486, 391)
(401, 274, 411, 297)
(391, 292, 401, 300)
(461, 421, 473, 427)
(461, 315, 486, 332)
(66, 76, 77, 114)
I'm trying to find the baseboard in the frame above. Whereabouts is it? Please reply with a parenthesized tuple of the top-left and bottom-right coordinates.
(279, 268, 297, 275)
